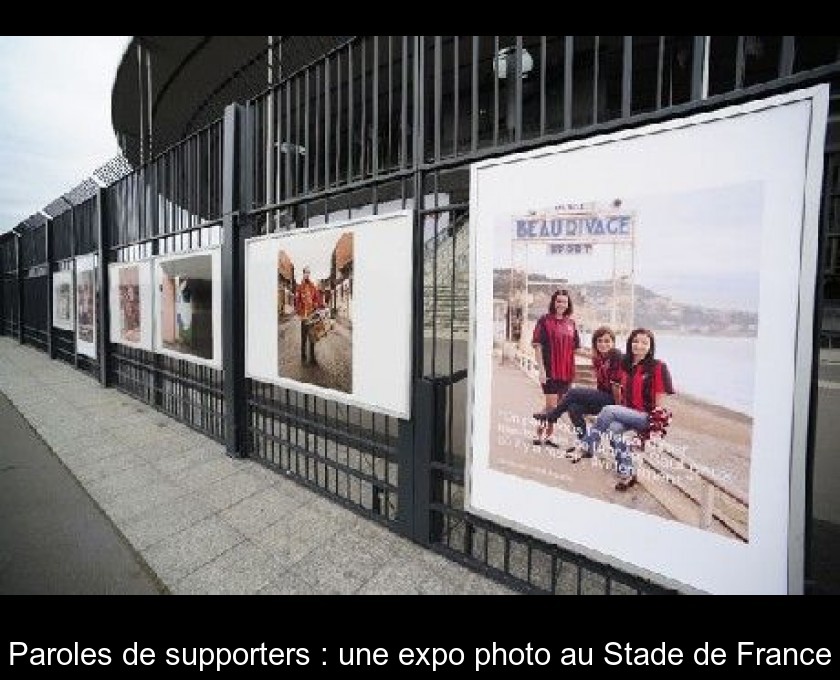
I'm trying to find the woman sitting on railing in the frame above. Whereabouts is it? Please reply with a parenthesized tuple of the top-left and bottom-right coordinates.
(577, 328, 675, 491)
(533, 325, 623, 454)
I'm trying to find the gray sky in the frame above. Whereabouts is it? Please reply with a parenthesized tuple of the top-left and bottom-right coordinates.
(0, 36, 130, 232)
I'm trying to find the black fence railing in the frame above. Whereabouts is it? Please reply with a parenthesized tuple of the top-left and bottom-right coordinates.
(2, 36, 840, 596)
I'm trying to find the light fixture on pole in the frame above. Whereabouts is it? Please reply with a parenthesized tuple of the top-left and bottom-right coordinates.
(493, 46, 534, 80)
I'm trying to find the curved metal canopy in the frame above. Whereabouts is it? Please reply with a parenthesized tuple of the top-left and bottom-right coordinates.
(111, 36, 349, 167)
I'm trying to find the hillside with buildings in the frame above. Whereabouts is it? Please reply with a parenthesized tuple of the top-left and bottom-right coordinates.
(494, 270, 757, 336)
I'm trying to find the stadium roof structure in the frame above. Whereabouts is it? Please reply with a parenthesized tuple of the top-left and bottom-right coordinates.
(111, 36, 351, 167)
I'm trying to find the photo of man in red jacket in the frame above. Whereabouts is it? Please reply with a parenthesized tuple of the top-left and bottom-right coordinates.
(295, 265, 323, 365)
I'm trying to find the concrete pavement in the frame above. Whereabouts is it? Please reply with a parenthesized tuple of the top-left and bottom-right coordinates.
(0, 337, 515, 595)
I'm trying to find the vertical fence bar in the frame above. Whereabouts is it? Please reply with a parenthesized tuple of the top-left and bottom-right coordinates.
(564, 36, 573, 130)
(691, 35, 708, 101)
(434, 36, 442, 163)
(0, 237, 5, 336)
(622, 36, 633, 118)
(222, 102, 245, 457)
(16, 230, 23, 344)
(514, 36, 523, 142)
(656, 36, 665, 109)
(70, 207, 78, 368)
(735, 36, 746, 90)
(453, 36, 459, 157)
(592, 36, 600, 124)
(540, 36, 546, 136)
(402, 36, 429, 543)
(471, 37, 478, 153)
(325, 54, 332, 189)
(45, 218, 54, 359)
(96, 187, 110, 387)
(492, 36, 499, 147)
(780, 36, 796, 78)
(372, 36, 379, 178)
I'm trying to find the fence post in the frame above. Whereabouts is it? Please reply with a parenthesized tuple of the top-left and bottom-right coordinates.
(400, 36, 435, 544)
(222, 102, 245, 458)
(46, 218, 54, 359)
(96, 187, 110, 387)
(0, 236, 5, 337)
(70, 206, 79, 369)
(408, 378, 443, 545)
(16, 229, 23, 344)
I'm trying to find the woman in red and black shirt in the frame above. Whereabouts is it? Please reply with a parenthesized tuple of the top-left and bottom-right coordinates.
(580, 328, 675, 490)
(533, 326, 623, 453)
(531, 289, 580, 447)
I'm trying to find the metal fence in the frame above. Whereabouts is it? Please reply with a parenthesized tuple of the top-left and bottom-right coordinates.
(106, 119, 226, 442)
(2, 36, 840, 595)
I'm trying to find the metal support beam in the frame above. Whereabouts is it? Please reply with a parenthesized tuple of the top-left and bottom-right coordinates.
(45, 218, 54, 359)
(222, 102, 246, 458)
(0, 239, 4, 337)
(691, 36, 709, 101)
(96, 188, 110, 386)
(16, 231, 23, 344)
(409, 378, 434, 544)
(70, 207, 78, 369)
(399, 36, 426, 543)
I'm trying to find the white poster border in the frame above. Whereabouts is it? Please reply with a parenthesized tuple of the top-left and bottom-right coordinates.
(74, 253, 97, 359)
(51, 268, 75, 331)
(244, 210, 413, 420)
(152, 247, 223, 369)
(465, 85, 829, 594)
(109, 258, 155, 351)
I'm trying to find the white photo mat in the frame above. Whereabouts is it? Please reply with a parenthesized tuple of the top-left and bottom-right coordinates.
(245, 211, 414, 419)
(52, 269, 74, 331)
(153, 248, 222, 369)
(109, 259, 154, 351)
(75, 253, 97, 359)
(465, 86, 829, 595)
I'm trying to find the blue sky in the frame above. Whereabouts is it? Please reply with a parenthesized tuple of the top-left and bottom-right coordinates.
(0, 36, 130, 232)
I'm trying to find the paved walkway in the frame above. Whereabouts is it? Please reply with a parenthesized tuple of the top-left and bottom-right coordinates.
(0, 338, 515, 595)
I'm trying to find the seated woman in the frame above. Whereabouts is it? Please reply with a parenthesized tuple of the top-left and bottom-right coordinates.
(579, 328, 675, 491)
(533, 326, 623, 454)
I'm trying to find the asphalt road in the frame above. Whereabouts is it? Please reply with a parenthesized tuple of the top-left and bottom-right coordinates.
(0, 392, 165, 594)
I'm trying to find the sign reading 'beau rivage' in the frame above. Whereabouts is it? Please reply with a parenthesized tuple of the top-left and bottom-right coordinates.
(513, 205, 635, 242)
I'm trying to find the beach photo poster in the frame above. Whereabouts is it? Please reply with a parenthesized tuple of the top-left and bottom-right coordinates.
(109, 260, 154, 350)
(245, 211, 413, 419)
(466, 86, 828, 594)
(153, 249, 222, 368)
(52, 269, 74, 331)
(75, 254, 97, 359)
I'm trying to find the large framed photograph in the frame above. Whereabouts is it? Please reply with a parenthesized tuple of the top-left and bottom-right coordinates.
(153, 248, 222, 368)
(52, 268, 74, 331)
(75, 253, 97, 359)
(245, 211, 413, 419)
(466, 86, 828, 594)
(109, 260, 154, 350)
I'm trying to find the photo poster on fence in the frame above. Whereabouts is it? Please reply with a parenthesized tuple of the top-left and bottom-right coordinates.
(109, 260, 154, 351)
(75, 253, 97, 359)
(245, 211, 413, 419)
(153, 248, 222, 369)
(52, 269, 74, 331)
(465, 85, 829, 595)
